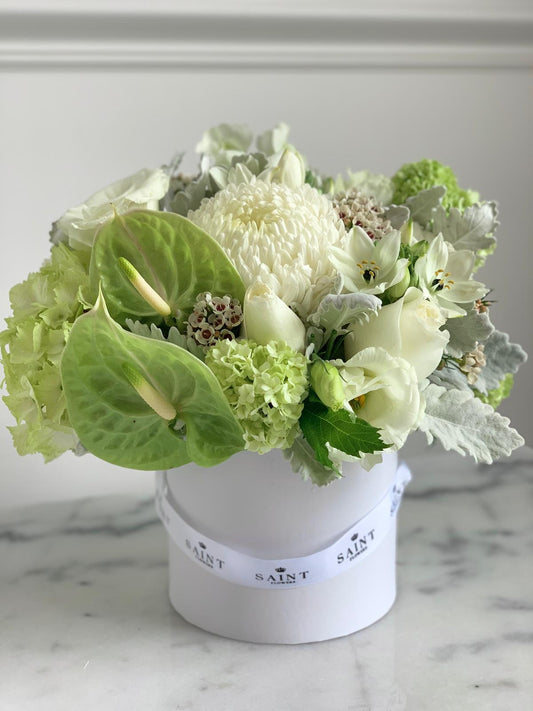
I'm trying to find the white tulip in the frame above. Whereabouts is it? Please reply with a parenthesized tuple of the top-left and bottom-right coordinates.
(345, 287, 449, 382)
(264, 148, 307, 189)
(243, 281, 306, 353)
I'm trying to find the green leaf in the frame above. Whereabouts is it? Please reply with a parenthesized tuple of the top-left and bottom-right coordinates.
(444, 306, 494, 358)
(60, 292, 244, 470)
(405, 186, 446, 227)
(431, 202, 498, 252)
(89, 210, 245, 326)
(299, 399, 384, 473)
(419, 383, 524, 464)
(474, 330, 527, 395)
(283, 436, 341, 487)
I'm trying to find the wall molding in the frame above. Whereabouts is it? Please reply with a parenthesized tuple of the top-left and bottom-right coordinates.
(1, 8, 532, 70)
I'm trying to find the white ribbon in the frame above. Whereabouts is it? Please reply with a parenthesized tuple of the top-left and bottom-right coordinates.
(155, 463, 411, 590)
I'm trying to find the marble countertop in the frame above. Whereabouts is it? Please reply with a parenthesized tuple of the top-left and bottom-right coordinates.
(1, 446, 532, 711)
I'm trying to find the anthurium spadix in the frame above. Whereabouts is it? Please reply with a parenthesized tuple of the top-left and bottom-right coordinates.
(89, 210, 245, 327)
(60, 291, 244, 470)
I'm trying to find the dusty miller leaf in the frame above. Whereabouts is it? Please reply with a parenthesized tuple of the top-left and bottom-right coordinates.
(429, 366, 471, 392)
(431, 202, 498, 252)
(383, 205, 410, 229)
(283, 436, 341, 487)
(125, 319, 206, 361)
(308, 293, 381, 340)
(444, 307, 494, 358)
(405, 186, 446, 227)
(474, 330, 527, 394)
(419, 383, 524, 464)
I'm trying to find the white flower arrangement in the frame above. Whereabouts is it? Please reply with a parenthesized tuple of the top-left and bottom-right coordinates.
(0, 123, 527, 485)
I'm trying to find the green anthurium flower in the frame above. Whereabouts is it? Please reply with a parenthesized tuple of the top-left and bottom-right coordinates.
(414, 233, 488, 317)
(329, 227, 409, 296)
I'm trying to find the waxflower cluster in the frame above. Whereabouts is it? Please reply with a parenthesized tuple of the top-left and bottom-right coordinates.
(0, 122, 526, 484)
(187, 292, 243, 346)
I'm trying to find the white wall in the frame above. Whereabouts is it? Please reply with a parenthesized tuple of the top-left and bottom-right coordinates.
(1, 2, 532, 504)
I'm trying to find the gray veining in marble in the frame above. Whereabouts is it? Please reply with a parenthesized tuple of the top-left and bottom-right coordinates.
(1, 446, 532, 710)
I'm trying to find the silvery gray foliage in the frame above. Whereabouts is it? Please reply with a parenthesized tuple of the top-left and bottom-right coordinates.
(165, 152, 271, 216)
(208, 152, 269, 191)
(444, 306, 494, 358)
(431, 202, 498, 252)
(429, 366, 471, 392)
(383, 204, 410, 229)
(420, 383, 524, 464)
(125, 319, 206, 361)
(405, 186, 446, 227)
(49, 219, 67, 246)
(308, 293, 381, 341)
(167, 173, 210, 215)
(283, 436, 339, 487)
(474, 330, 527, 395)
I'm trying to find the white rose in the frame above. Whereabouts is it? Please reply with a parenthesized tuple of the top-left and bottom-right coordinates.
(56, 168, 170, 251)
(345, 287, 449, 382)
(242, 281, 306, 353)
(336, 346, 422, 448)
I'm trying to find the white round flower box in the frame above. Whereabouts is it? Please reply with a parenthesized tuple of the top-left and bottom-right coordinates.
(158, 449, 406, 644)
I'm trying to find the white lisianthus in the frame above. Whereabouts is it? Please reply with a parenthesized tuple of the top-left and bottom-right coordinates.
(345, 287, 449, 382)
(55, 168, 170, 252)
(329, 227, 409, 295)
(242, 281, 306, 353)
(334, 347, 422, 448)
(415, 233, 488, 317)
(189, 178, 346, 317)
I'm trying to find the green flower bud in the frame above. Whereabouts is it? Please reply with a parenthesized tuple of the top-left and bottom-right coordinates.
(384, 266, 410, 301)
(321, 177, 336, 195)
(310, 360, 345, 411)
(400, 219, 414, 245)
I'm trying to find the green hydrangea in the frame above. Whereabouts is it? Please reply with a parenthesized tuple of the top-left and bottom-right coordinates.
(205, 339, 308, 454)
(391, 159, 480, 211)
(0, 243, 91, 461)
(474, 373, 514, 410)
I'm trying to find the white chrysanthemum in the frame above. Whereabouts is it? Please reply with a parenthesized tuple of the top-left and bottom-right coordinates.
(188, 179, 346, 317)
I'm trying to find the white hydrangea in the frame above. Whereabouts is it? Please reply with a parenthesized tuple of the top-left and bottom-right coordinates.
(188, 179, 346, 317)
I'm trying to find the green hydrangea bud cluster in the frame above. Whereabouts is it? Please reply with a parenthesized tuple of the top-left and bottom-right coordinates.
(0, 244, 90, 460)
(391, 159, 480, 211)
(205, 339, 308, 454)
(474, 373, 514, 410)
